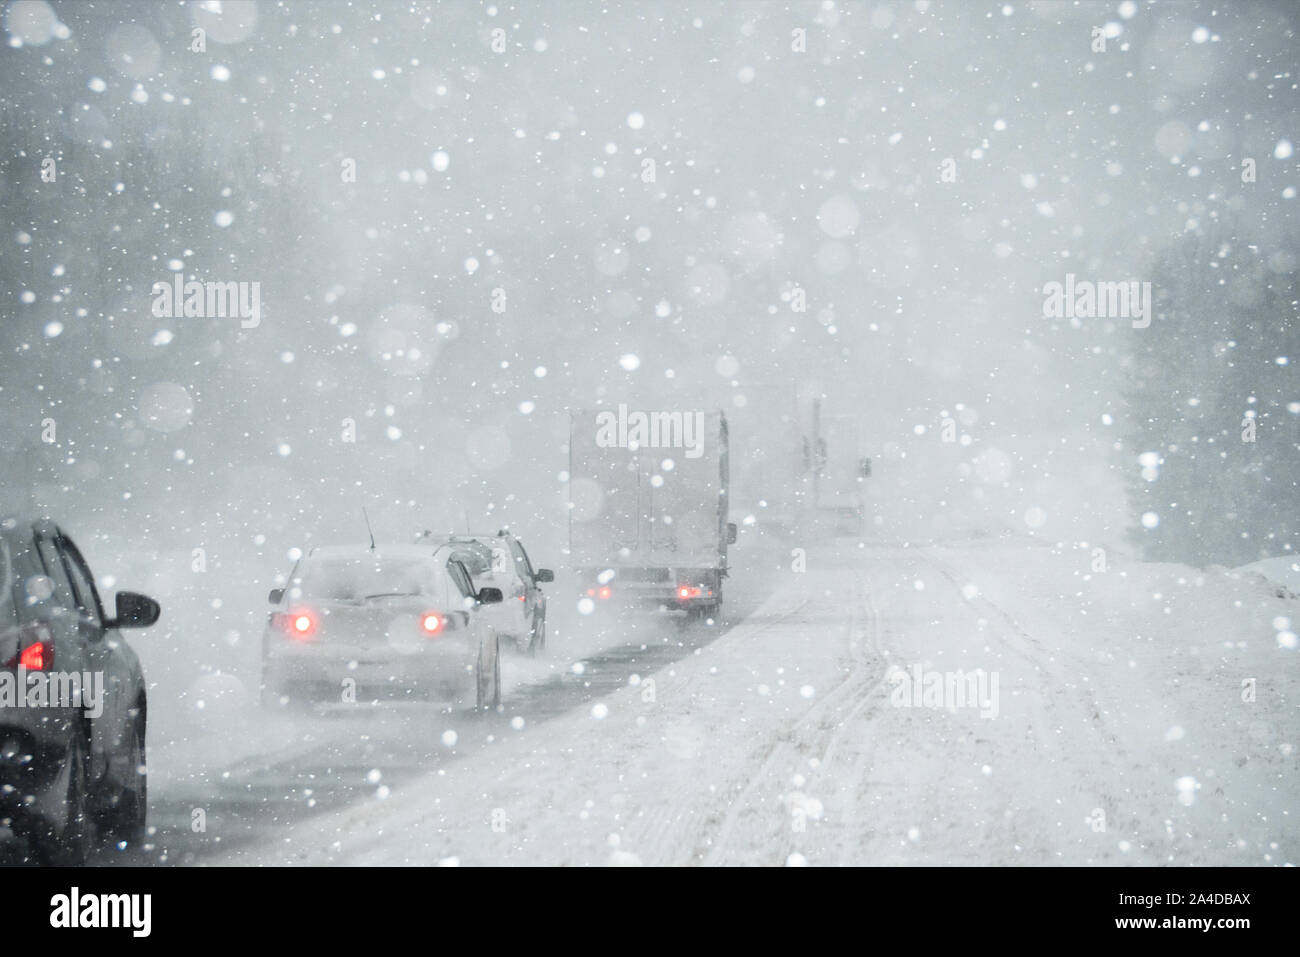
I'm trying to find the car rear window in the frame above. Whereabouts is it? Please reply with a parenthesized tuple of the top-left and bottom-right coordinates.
(1, 529, 56, 623)
(449, 545, 491, 575)
(508, 539, 535, 578)
(297, 557, 438, 600)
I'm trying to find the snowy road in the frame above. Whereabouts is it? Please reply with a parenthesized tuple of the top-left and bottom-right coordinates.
(1, 535, 1289, 866)
(3, 541, 777, 866)
(84, 625, 736, 866)
(128, 536, 1290, 868)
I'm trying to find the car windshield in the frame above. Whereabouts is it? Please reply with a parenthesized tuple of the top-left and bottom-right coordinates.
(296, 557, 437, 601)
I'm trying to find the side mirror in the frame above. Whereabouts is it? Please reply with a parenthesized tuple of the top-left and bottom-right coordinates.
(726, 523, 738, 545)
(477, 587, 504, 605)
(535, 568, 554, 583)
(268, 588, 284, 605)
(111, 591, 160, 629)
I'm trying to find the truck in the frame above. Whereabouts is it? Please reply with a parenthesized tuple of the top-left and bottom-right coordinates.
(727, 388, 870, 538)
(808, 400, 871, 534)
(568, 406, 736, 619)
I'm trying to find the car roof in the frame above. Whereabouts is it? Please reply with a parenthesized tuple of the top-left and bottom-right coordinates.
(447, 543, 493, 560)
(440, 536, 492, 549)
(427, 543, 476, 564)
(421, 530, 519, 543)
(0, 516, 64, 545)
(1, 515, 57, 532)
(306, 544, 440, 561)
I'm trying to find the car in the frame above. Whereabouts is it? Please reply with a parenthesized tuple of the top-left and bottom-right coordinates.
(261, 543, 504, 711)
(426, 531, 553, 655)
(0, 516, 160, 865)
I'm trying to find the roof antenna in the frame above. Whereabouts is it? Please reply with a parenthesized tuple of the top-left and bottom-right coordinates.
(363, 507, 376, 552)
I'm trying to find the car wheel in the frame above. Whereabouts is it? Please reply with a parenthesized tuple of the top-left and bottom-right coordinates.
(26, 731, 93, 865)
(529, 614, 547, 657)
(476, 634, 501, 711)
(101, 717, 147, 840)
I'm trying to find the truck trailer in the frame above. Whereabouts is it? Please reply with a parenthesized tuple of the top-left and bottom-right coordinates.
(568, 406, 736, 619)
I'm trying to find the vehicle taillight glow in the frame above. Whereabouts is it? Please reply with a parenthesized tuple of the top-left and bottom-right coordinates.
(4, 623, 54, 671)
(677, 585, 701, 600)
(277, 610, 316, 639)
(7, 641, 52, 671)
(598, 586, 612, 600)
(421, 613, 444, 635)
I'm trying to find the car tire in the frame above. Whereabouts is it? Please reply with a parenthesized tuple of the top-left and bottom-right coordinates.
(529, 614, 546, 657)
(26, 731, 94, 866)
(101, 717, 147, 841)
(476, 634, 501, 711)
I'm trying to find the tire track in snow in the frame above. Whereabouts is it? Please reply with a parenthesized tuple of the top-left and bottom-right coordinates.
(917, 550, 1142, 861)
(616, 594, 816, 865)
(697, 566, 887, 865)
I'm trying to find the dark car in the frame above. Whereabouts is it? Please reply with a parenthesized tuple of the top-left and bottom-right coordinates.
(0, 516, 160, 864)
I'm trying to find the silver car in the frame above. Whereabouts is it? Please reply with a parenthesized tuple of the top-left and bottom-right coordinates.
(261, 544, 504, 710)
(425, 532, 553, 655)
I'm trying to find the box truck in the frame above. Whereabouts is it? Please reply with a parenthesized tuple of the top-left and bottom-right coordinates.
(810, 401, 870, 533)
(568, 406, 736, 618)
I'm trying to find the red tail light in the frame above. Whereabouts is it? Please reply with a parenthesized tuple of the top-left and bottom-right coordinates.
(272, 610, 317, 639)
(677, 586, 701, 600)
(22, 642, 50, 670)
(421, 613, 444, 635)
(7, 641, 52, 671)
(598, 586, 612, 600)
(4, 623, 54, 671)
